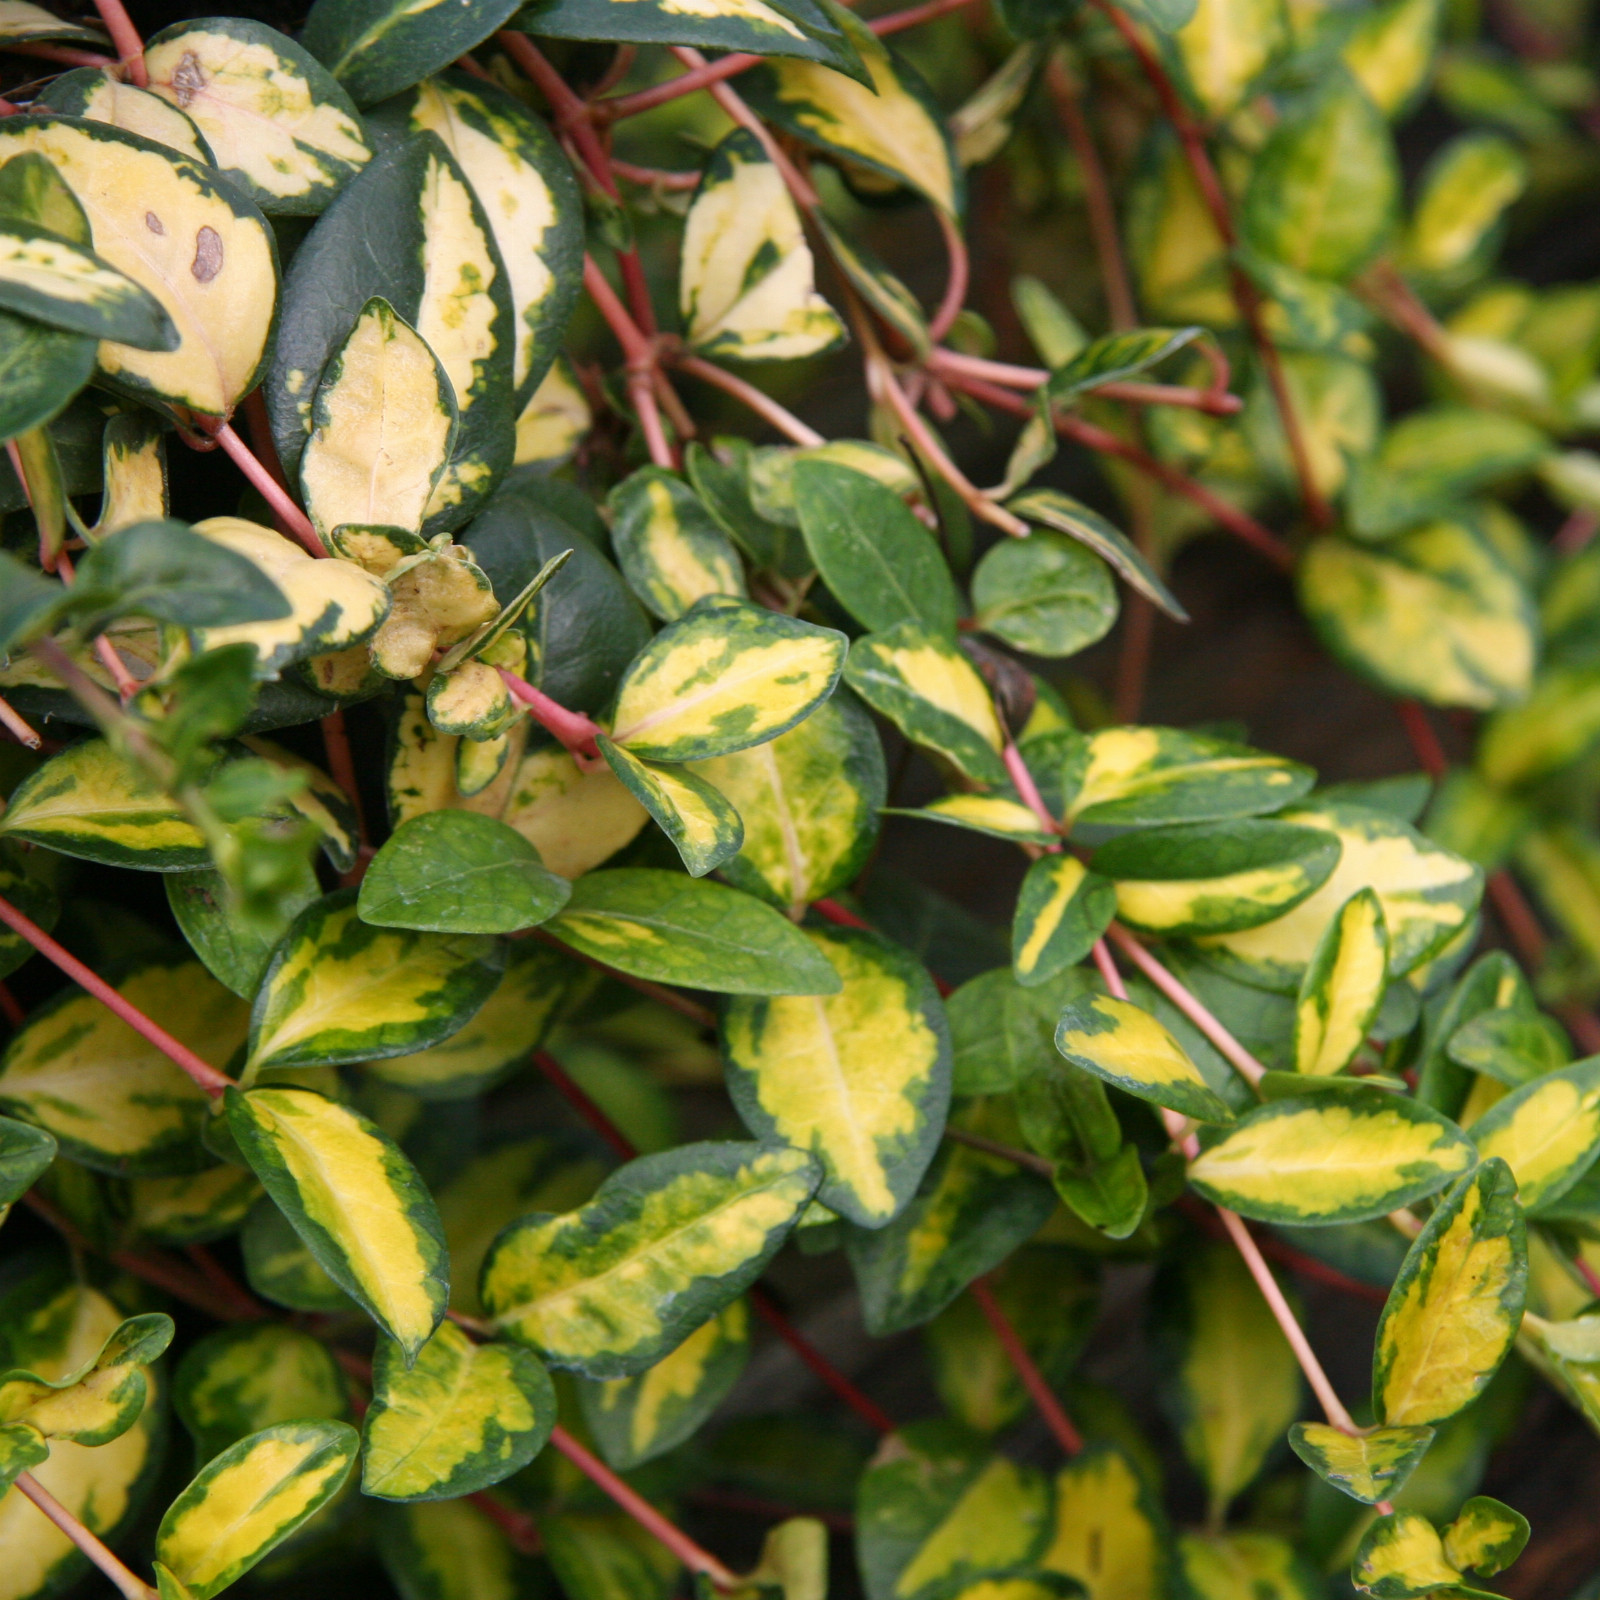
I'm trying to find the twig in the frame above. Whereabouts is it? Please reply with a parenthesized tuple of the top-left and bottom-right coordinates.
(582, 257, 676, 468)
(870, 0, 985, 33)
(0, 981, 24, 1027)
(611, 159, 701, 191)
(207, 422, 323, 556)
(0, 892, 233, 1098)
(1004, 742, 1061, 838)
(812, 898, 873, 931)
(89, 0, 144, 84)
(550, 1425, 741, 1590)
(969, 1276, 1082, 1454)
(1395, 699, 1449, 778)
(319, 711, 371, 880)
(944, 1124, 1053, 1176)
(596, 53, 762, 121)
(14, 1474, 155, 1600)
(929, 350, 1240, 412)
(534, 1049, 636, 1160)
(53, 549, 144, 701)
(671, 354, 825, 446)
(499, 670, 603, 761)
(0, 692, 41, 749)
(927, 208, 970, 345)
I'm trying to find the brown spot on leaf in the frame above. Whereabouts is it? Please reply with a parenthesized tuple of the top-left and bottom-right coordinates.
(170, 50, 206, 107)
(145, 212, 165, 235)
(191, 226, 223, 283)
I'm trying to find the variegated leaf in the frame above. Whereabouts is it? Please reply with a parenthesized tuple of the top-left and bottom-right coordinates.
(1037, 1445, 1170, 1598)
(129, 1164, 261, 1245)
(1055, 993, 1234, 1124)
(609, 466, 747, 622)
(598, 735, 745, 878)
(1442, 1497, 1528, 1578)
(0, 221, 175, 350)
(93, 411, 168, 536)
(1468, 1057, 1600, 1212)
(1351, 1511, 1472, 1598)
(0, 1311, 172, 1447)
(301, 0, 523, 106)
(1294, 888, 1390, 1075)
(1288, 1423, 1435, 1505)
(40, 68, 212, 164)
(1011, 855, 1116, 988)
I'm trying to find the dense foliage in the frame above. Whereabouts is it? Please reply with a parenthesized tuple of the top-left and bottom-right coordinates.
(2, 0, 1600, 1594)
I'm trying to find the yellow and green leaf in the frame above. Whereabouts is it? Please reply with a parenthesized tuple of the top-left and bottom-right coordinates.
(1037, 1444, 1169, 1600)
(92, 410, 168, 537)
(609, 466, 747, 623)
(721, 924, 950, 1227)
(1468, 1057, 1600, 1212)
(1350, 1511, 1469, 1598)
(1186, 1090, 1476, 1223)
(1177, 1531, 1321, 1600)
(1294, 888, 1390, 1075)
(578, 1299, 749, 1470)
(1441, 1496, 1529, 1577)
(0, 1311, 172, 1447)
(681, 130, 843, 363)
(0, 957, 245, 1174)
(246, 889, 503, 1072)
(362, 1319, 554, 1500)
(40, 67, 212, 165)
(155, 1419, 359, 1600)
(1012, 855, 1117, 988)
(129, 1163, 262, 1245)
(482, 1140, 819, 1377)
(1342, 0, 1441, 117)
(228, 1085, 450, 1358)
(1288, 1422, 1435, 1505)
(610, 598, 846, 763)
(597, 735, 745, 879)
(895, 793, 1058, 846)
(0, 220, 176, 351)
(1056, 994, 1235, 1124)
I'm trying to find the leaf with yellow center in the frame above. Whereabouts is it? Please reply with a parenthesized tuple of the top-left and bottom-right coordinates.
(1287, 1422, 1435, 1505)
(1294, 888, 1390, 1075)
(1469, 1057, 1600, 1211)
(1056, 994, 1234, 1124)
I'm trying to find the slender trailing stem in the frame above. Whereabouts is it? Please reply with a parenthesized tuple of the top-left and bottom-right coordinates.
(0, 891, 234, 1098)
(0, 981, 24, 1027)
(927, 208, 971, 345)
(1092, 936, 1129, 1000)
(319, 710, 372, 882)
(0, 692, 41, 749)
(1004, 743, 1062, 839)
(812, 897, 873, 931)
(944, 1124, 1053, 1176)
(969, 1276, 1083, 1454)
(90, 0, 145, 85)
(208, 422, 323, 556)
(1395, 699, 1450, 778)
(1106, 923, 1267, 1086)
(597, 53, 762, 121)
(611, 159, 701, 190)
(871, 0, 985, 32)
(671, 353, 825, 446)
(498, 670, 603, 760)
(4, 40, 115, 67)
(534, 1049, 637, 1160)
(53, 550, 144, 701)
(581, 257, 676, 468)
(14, 1473, 156, 1600)
(929, 349, 1240, 412)
(550, 1425, 741, 1589)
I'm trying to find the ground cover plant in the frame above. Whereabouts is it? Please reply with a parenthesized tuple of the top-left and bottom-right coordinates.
(3, 0, 1600, 1594)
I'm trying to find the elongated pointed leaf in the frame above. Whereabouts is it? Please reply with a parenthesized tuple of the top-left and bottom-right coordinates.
(721, 924, 951, 1227)
(482, 1140, 820, 1377)
(1011, 855, 1116, 988)
(1288, 1422, 1435, 1505)
(1467, 1057, 1600, 1212)
(609, 466, 746, 622)
(610, 599, 845, 763)
(0, 221, 175, 349)
(0, 1116, 54, 1209)
(598, 736, 745, 879)
(247, 889, 504, 1071)
(1057, 994, 1234, 1123)
(894, 793, 1058, 845)
(1294, 889, 1390, 1075)
(1187, 1091, 1476, 1223)
(156, 1420, 360, 1600)
(544, 867, 841, 995)
(359, 810, 569, 934)
(1046, 326, 1204, 401)
(229, 1086, 450, 1357)
(363, 1320, 554, 1500)
(1374, 1158, 1525, 1427)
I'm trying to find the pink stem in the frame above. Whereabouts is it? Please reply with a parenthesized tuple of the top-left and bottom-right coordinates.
(871, 0, 984, 31)
(926, 209, 970, 345)
(498, 672, 602, 760)
(672, 354, 824, 446)
(1092, 937, 1129, 1000)
(611, 160, 701, 191)
(0, 693, 41, 749)
(549, 1426, 740, 1589)
(969, 1276, 1082, 1454)
(0, 893, 233, 1099)
(1002, 742, 1061, 839)
(14, 1474, 154, 1600)
(208, 423, 323, 556)
(4, 40, 115, 66)
(90, 0, 145, 84)
(597, 53, 761, 121)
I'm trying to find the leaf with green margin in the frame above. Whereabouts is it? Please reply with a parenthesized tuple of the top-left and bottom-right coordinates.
(482, 1140, 820, 1378)
(1045, 326, 1205, 402)
(846, 1114, 1057, 1334)
(0, 956, 245, 1175)
(1037, 1444, 1170, 1598)
(744, 6, 961, 217)
(1298, 523, 1536, 711)
(301, 0, 523, 105)
(544, 867, 841, 995)
(375, 1497, 553, 1600)
(1467, 1058, 1600, 1212)
(0, 310, 95, 445)
(0, 1116, 54, 1208)
(1350, 1510, 1492, 1598)
(1374, 1158, 1525, 1427)
(242, 1194, 357, 1313)
(0, 1311, 172, 1446)
(539, 1509, 679, 1600)
(971, 529, 1118, 658)
(0, 221, 175, 349)
(37, 66, 213, 167)
(359, 810, 569, 934)
(1091, 819, 1342, 938)
(1442, 1497, 1529, 1577)
(368, 70, 584, 406)
(1188, 1091, 1477, 1224)
(142, 17, 371, 215)
(0, 738, 196, 870)
(0, 116, 278, 418)
(228, 1086, 450, 1358)
(844, 621, 1007, 786)
(268, 133, 513, 534)
(362, 1320, 554, 1500)
(609, 466, 747, 623)
(1240, 73, 1400, 282)
(1056, 993, 1234, 1124)
(609, 598, 846, 763)
(681, 130, 843, 364)
(167, 862, 322, 1000)
(156, 1420, 360, 1600)
(1064, 726, 1314, 827)
(0, 3, 106, 44)
(1197, 800, 1483, 993)
(1294, 888, 1390, 1075)
(129, 1164, 262, 1245)
(299, 297, 457, 542)
(365, 941, 575, 1100)
(246, 889, 504, 1072)
(793, 459, 959, 637)
(578, 1299, 749, 1471)
(1178, 1531, 1321, 1600)
(1169, 0, 1287, 118)
(813, 212, 929, 357)
(1402, 133, 1525, 278)
(856, 1420, 1052, 1600)
(1287, 1422, 1435, 1505)
(597, 736, 746, 879)
(1153, 1241, 1300, 1521)
(692, 689, 884, 912)
(721, 1516, 830, 1600)
(685, 437, 810, 578)
(174, 1324, 348, 1463)
(0, 1422, 47, 1494)
(1011, 856, 1116, 988)
(1448, 1009, 1567, 1087)
(720, 924, 951, 1228)
(892, 793, 1058, 845)
(1342, 0, 1442, 117)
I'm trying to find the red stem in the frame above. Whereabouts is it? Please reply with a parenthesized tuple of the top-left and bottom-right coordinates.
(549, 1425, 740, 1589)
(927, 208, 970, 345)
(90, 0, 145, 83)
(0, 982, 24, 1027)
(870, 0, 984, 33)
(812, 898, 873, 931)
(1395, 699, 1449, 779)
(208, 422, 323, 556)
(672, 353, 824, 446)
(0, 693, 41, 750)
(0, 894, 233, 1098)
(4, 40, 115, 67)
(1003, 742, 1061, 839)
(534, 1049, 636, 1160)
(597, 54, 761, 121)
(319, 710, 372, 883)
(14, 1474, 154, 1600)
(499, 670, 602, 760)
(969, 1276, 1082, 1454)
